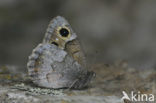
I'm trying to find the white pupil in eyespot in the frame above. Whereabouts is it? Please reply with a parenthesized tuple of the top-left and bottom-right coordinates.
(56, 38, 59, 41)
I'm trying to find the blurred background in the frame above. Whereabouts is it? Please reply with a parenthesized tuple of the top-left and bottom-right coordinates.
(0, 0, 156, 69)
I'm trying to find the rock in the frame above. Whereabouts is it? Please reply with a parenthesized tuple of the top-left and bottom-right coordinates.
(0, 62, 155, 103)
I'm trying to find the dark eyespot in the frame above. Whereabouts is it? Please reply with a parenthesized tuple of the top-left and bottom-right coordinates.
(52, 42, 58, 46)
(59, 28, 69, 37)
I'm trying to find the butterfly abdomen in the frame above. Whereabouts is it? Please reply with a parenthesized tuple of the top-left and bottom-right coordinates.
(70, 71, 95, 89)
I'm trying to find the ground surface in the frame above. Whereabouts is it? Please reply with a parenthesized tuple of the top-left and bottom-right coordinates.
(0, 61, 155, 103)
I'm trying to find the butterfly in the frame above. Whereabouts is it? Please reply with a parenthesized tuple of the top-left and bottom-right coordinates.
(27, 16, 95, 89)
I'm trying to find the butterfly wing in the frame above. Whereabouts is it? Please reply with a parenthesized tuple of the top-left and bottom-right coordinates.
(27, 16, 95, 89)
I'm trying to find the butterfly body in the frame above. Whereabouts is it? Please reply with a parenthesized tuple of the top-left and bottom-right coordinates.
(27, 16, 95, 89)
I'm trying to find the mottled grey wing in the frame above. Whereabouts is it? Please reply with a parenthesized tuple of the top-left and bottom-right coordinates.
(27, 43, 68, 88)
(27, 43, 94, 89)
